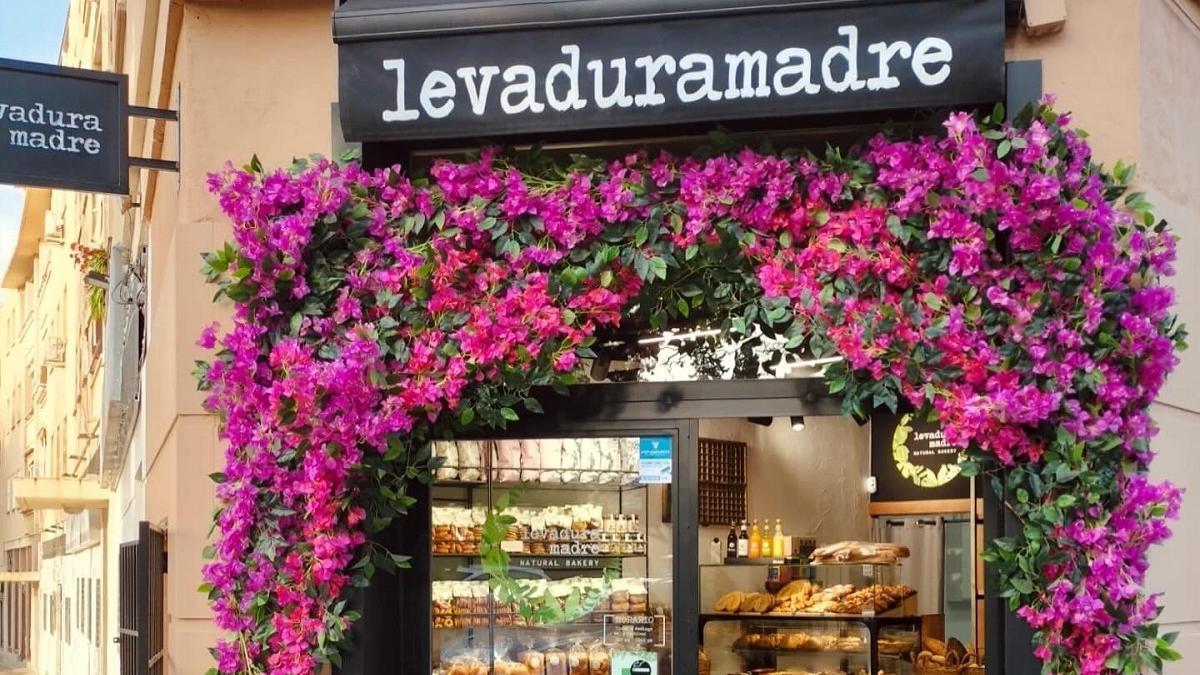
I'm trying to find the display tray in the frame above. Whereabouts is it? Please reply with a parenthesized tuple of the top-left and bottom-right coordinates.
(733, 646, 911, 657)
(699, 610, 921, 623)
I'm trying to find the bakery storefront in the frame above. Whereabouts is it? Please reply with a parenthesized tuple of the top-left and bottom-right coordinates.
(331, 1, 1031, 674)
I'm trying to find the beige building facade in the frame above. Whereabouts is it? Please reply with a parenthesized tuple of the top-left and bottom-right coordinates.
(0, 0, 1197, 674)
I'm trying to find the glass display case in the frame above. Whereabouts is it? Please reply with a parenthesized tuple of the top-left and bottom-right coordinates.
(699, 559, 922, 675)
(428, 434, 675, 675)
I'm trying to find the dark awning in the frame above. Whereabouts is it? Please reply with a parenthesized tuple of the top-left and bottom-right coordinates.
(334, 0, 910, 42)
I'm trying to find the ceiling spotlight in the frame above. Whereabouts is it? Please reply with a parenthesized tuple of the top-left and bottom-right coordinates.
(790, 415, 806, 431)
(747, 417, 773, 427)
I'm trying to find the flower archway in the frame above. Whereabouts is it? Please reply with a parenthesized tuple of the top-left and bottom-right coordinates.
(197, 100, 1184, 675)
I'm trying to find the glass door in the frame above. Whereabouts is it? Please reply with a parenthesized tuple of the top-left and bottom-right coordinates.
(428, 420, 696, 675)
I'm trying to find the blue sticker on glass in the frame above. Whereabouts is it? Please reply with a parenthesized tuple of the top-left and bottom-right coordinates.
(638, 436, 672, 484)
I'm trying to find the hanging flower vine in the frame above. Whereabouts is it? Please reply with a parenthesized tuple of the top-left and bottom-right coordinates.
(196, 99, 1185, 675)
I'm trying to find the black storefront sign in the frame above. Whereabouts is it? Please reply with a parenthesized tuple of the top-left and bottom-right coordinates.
(871, 409, 970, 502)
(0, 58, 128, 194)
(335, 0, 1005, 142)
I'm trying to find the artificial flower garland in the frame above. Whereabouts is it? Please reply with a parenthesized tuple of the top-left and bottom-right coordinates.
(197, 99, 1184, 675)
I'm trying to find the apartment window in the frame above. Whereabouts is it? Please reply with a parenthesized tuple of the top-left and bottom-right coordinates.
(94, 578, 101, 647)
(84, 578, 91, 642)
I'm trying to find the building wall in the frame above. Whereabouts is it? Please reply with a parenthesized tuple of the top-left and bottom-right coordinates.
(1009, 0, 1200, 669)
(134, 2, 337, 672)
(2, 1, 1197, 674)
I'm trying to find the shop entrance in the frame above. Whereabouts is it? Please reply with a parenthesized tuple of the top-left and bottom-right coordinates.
(343, 378, 1020, 675)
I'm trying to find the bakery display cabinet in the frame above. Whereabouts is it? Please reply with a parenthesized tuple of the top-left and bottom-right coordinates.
(428, 434, 674, 675)
(699, 542, 922, 675)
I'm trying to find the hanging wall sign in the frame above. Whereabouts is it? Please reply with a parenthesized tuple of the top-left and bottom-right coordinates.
(871, 410, 970, 502)
(335, 0, 1005, 142)
(0, 59, 128, 194)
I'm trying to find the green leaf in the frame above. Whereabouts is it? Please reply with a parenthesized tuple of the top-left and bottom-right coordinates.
(500, 407, 519, 422)
(208, 472, 227, 484)
(648, 257, 668, 280)
(970, 167, 989, 182)
(676, 298, 690, 317)
(997, 139, 1012, 158)
(633, 225, 649, 247)
(458, 407, 476, 426)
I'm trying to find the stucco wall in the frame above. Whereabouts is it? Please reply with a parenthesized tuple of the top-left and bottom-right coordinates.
(139, 2, 337, 672)
(1140, 0, 1200, 669)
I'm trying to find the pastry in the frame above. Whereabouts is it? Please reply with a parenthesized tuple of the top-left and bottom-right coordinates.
(715, 591, 744, 612)
(739, 592, 763, 613)
(752, 593, 774, 613)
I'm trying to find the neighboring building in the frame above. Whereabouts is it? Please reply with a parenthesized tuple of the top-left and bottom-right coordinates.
(0, 1, 1197, 674)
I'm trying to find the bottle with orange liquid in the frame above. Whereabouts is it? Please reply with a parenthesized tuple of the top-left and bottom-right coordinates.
(749, 519, 762, 559)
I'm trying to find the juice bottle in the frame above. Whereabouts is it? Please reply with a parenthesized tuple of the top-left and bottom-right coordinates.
(749, 519, 762, 559)
(772, 518, 786, 558)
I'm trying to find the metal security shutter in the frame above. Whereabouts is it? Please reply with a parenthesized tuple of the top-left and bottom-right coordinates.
(118, 522, 166, 675)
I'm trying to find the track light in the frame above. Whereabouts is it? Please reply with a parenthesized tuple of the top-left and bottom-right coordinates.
(790, 415, 806, 431)
(747, 417, 773, 427)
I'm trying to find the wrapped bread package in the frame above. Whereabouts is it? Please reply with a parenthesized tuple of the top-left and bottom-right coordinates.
(519, 439, 541, 482)
(493, 440, 522, 482)
(539, 438, 563, 483)
(560, 438, 581, 483)
(457, 441, 484, 482)
(619, 438, 640, 485)
(432, 440, 459, 480)
(578, 438, 601, 483)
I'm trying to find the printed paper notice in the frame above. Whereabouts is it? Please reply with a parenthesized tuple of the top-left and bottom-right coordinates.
(638, 436, 672, 484)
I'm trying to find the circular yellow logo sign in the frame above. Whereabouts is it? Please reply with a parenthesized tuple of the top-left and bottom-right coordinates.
(892, 413, 965, 488)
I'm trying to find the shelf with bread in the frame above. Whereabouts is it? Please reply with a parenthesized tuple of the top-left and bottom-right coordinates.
(701, 541, 923, 675)
(430, 438, 647, 489)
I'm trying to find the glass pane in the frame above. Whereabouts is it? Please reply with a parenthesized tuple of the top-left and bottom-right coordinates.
(430, 434, 674, 675)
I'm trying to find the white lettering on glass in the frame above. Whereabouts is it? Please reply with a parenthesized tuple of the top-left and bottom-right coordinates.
(677, 53, 720, 103)
(633, 54, 677, 107)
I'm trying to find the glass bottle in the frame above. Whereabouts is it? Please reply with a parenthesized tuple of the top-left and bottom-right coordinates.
(726, 523, 738, 559)
(736, 520, 749, 558)
(749, 519, 762, 559)
(772, 518, 786, 559)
